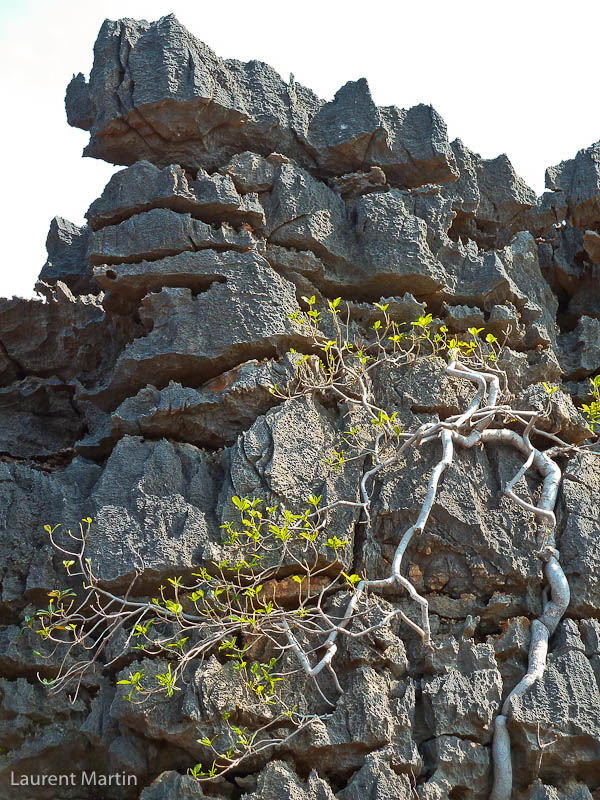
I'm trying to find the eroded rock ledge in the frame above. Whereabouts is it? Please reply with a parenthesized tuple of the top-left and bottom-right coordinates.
(0, 14, 599, 800)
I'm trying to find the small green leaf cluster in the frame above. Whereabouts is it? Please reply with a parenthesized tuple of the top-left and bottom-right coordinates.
(582, 375, 600, 433)
(246, 657, 282, 701)
(446, 328, 499, 362)
(221, 494, 327, 555)
(116, 669, 144, 702)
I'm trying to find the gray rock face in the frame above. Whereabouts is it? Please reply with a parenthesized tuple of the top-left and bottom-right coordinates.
(546, 141, 600, 232)
(559, 449, 600, 617)
(67, 15, 457, 188)
(242, 761, 335, 800)
(216, 394, 367, 573)
(558, 316, 600, 380)
(328, 166, 387, 199)
(306, 78, 457, 185)
(422, 640, 502, 743)
(87, 160, 265, 231)
(83, 256, 306, 408)
(67, 15, 321, 171)
(39, 216, 93, 295)
(86, 435, 221, 585)
(93, 248, 270, 310)
(219, 151, 278, 194)
(0, 455, 100, 612)
(442, 140, 537, 249)
(263, 161, 450, 297)
(420, 736, 490, 799)
(510, 647, 600, 785)
(337, 750, 413, 799)
(264, 159, 353, 262)
(107, 356, 296, 449)
(0, 283, 116, 385)
(516, 383, 592, 445)
(521, 780, 594, 800)
(0, 377, 84, 457)
(139, 771, 219, 799)
(88, 207, 262, 266)
(1, 12, 600, 800)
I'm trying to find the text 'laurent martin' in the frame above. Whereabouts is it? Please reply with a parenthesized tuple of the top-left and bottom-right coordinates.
(11, 771, 138, 787)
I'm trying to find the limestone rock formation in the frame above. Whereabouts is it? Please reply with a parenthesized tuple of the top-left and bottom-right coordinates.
(0, 14, 599, 800)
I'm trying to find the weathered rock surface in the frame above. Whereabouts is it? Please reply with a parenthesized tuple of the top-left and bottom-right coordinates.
(140, 771, 218, 800)
(216, 395, 367, 573)
(85, 436, 221, 586)
(510, 645, 600, 785)
(105, 356, 296, 450)
(0, 283, 108, 384)
(38, 216, 93, 295)
(262, 162, 452, 297)
(422, 640, 502, 743)
(337, 749, 413, 799)
(420, 736, 490, 799)
(87, 207, 262, 267)
(87, 160, 265, 231)
(328, 166, 387, 199)
(67, 16, 457, 187)
(546, 141, 600, 232)
(0, 376, 83, 457)
(443, 141, 537, 249)
(1, 12, 599, 800)
(558, 316, 600, 380)
(219, 151, 278, 194)
(93, 248, 269, 311)
(558, 448, 600, 617)
(83, 257, 307, 408)
(241, 761, 335, 800)
(306, 78, 457, 185)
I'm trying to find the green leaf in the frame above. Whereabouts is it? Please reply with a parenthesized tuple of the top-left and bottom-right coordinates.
(542, 382, 558, 395)
(326, 536, 348, 552)
(467, 327, 484, 339)
(340, 572, 361, 587)
(412, 313, 433, 328)
(231, 495, 250, 512)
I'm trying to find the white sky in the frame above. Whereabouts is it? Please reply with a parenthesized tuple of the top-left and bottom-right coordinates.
(1, 0, 599, 299)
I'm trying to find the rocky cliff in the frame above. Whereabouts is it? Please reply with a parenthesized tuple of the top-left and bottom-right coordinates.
(1, 14, 599, 800)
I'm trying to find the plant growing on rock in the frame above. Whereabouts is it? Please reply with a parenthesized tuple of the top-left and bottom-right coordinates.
(582, 374, 600, 433)
(26, 298, 590, 798)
